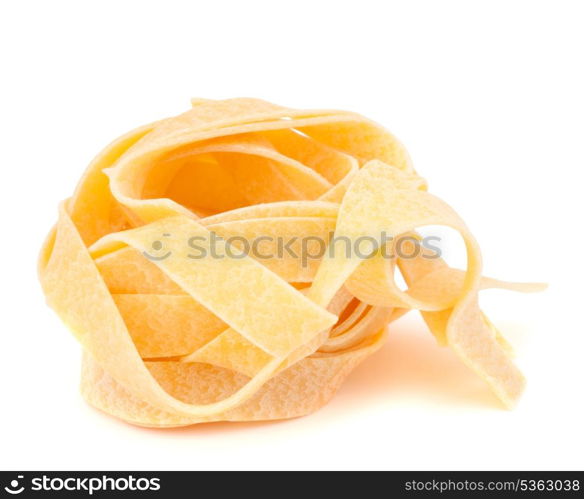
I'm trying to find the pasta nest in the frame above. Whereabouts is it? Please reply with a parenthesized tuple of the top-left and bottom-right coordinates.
(39, 98, 543, 427)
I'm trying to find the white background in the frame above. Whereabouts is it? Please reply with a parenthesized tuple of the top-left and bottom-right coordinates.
(1, 0, 582, 471)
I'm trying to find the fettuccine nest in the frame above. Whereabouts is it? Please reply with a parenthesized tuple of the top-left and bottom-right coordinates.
(39, 98, 543, 427)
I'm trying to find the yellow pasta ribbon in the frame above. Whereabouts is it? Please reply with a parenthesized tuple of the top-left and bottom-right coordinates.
(39, 98, 544, 427)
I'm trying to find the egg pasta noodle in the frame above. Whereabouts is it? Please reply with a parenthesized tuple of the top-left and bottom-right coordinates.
(39, 98, 544, 427)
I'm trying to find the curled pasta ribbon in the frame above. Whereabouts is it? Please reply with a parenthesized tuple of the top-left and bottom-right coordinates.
(39, 98, 544, 427)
